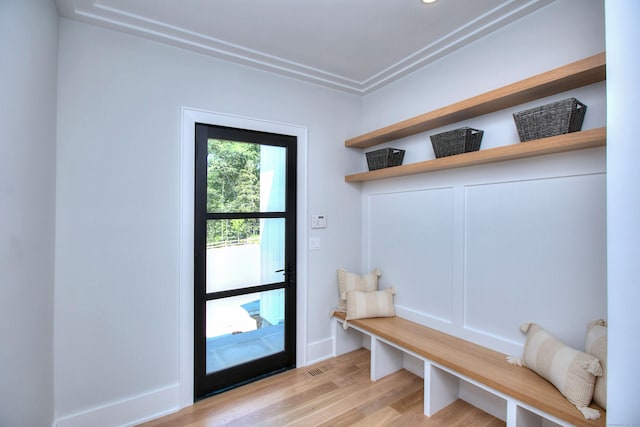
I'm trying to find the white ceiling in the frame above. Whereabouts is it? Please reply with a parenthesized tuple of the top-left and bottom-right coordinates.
(55, 0, 555, 94)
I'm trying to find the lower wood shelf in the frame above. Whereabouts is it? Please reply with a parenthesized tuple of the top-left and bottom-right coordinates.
(345, 127, 606, 182)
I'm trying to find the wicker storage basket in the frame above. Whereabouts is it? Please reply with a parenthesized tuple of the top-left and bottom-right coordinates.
(430, 127, 484, 158)
(513, 98, 587, 142)
(365, 148, 405, 171)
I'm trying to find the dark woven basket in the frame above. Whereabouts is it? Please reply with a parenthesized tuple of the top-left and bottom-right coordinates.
(365, 148, 405, 171)
(513, 97, 587, 142)
(430, 127, 484, 158)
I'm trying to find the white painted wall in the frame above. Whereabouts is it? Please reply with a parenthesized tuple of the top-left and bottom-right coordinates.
(0, 0, 58, 426)
(605, 0, 640, 424)
(357, 0, 607, 355)
(54, 19, 362, 425)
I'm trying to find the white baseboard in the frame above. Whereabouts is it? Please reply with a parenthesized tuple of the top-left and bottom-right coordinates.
(305, 337, 334, 366)
(52, 336, 334, 427)
(54, 384, 180, 427)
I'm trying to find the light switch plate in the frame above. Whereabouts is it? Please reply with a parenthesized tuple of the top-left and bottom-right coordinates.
(309, 238, 321, 251)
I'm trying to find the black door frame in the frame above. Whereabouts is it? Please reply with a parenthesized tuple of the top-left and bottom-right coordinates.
(193, 123, 297, 399)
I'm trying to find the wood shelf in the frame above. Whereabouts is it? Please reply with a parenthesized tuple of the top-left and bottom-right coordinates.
(345, 52, 605, 149)
(345, 127, 606, 182)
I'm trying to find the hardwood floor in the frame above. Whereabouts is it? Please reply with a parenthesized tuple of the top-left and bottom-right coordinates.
(138, 348, 505, 427)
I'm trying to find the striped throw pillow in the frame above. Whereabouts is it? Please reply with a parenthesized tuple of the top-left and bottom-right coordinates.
(344, 287, 396, 321)
(585, 319, 607, 409)
(336, 268, 381, 312)
(520, 322, 602, 409)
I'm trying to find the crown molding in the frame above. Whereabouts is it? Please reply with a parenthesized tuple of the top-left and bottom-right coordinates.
(58, 0, 555, 95)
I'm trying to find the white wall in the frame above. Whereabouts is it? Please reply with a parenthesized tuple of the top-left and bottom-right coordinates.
(54, 19, 362, 426)
(355, 0, 607, 356)
(0, 0, 58, 426)
(605, 0, 640, 424)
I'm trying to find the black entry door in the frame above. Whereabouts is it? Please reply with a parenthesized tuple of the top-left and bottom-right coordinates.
(194, 123, 297, 399)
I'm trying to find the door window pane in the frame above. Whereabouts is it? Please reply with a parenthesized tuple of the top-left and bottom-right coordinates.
(207, 139, 286, 213)
(206, 218, 285, 293)
(206, 289, 285, 374)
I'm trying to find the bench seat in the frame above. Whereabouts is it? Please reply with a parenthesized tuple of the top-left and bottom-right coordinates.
(333, 312, 605, 427)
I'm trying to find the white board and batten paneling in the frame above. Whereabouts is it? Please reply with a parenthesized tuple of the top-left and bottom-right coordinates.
(362, 146, 607, 357)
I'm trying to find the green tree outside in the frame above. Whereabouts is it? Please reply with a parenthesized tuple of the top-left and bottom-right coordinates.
(206, 139, 261, 247)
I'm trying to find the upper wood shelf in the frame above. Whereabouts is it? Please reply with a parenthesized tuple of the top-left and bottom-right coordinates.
(345, 127, 606, 182)
(345, 52, 606, 149)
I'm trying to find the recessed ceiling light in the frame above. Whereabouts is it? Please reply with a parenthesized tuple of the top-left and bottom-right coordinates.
(422, 0, 438, 3)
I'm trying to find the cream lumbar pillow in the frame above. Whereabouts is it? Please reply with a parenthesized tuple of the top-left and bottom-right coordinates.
(335, 268, 381, 313)
(342, 287, 396, 329)
(506, 322, 602, 420)
(585, 319, 607, 409)
(344, 287, 396, 320)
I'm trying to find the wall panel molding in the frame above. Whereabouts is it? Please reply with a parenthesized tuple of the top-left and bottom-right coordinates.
(362, 147, 606, 356)
(366, 187, 456, 324)
(463, 172, 607, 351)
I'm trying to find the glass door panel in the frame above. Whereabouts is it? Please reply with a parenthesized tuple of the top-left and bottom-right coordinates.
(206, 289, 285, 374)
(206, 140, 286, 213)
(206, 218, 285, 293)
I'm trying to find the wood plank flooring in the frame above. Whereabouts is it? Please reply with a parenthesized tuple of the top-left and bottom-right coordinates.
(138, 348, 506, 427)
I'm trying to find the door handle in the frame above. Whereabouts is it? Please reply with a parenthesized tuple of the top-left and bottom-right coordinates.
(275, 265, 294, 288)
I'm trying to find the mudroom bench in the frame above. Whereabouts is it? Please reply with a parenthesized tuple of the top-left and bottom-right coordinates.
(332, 312, 605, 427)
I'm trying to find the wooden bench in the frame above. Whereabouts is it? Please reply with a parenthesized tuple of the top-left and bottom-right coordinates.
(333, 312, 605, 427)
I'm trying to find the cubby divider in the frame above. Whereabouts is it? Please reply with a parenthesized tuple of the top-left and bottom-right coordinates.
(370, 337, 404, 381)
(424, 363, 460, 416)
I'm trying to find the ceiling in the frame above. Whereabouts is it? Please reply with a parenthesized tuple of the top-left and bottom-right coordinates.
(55, 0, 555, 95)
